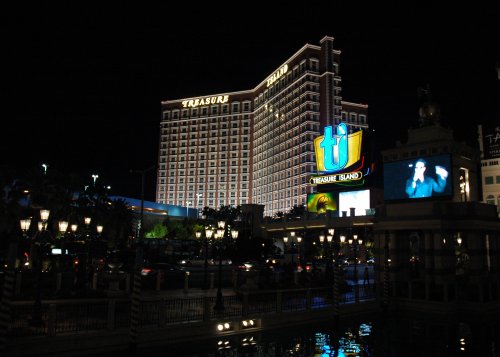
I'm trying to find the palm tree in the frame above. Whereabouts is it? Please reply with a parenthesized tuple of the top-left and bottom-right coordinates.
(287, 204, 306, 220)
(0, 166, 25, 249)
(201, 206, 217, 221)
(216, 205, 241, 226)
(104, 198, 133, 249)
(273, 211, 285, 221)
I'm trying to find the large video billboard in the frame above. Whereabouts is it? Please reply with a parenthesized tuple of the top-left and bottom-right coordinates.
(383, 154, 453, 201)
(306, 192, 337, 213)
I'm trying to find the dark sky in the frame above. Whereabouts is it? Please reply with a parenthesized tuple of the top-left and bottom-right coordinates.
(4, 7, 499, 200)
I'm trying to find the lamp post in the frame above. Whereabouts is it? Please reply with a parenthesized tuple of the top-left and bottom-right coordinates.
(286, 231, 296, 264)
(283, 236, 289, 265)
(19, 218, 35, 324)
(91, 174, 99, 187)
(319, 234, 325, 259)
(214, 221, 226, 311)
(329, 229, 341, 323)
(186, 201, 191, 217)
(348, 234, 363, 302)
(129, 165, 155, 352)
(297, 236, 302, 262)
(324, 229, 334, 281)
(58, 220, 68, 265)
(203, 227, 214, 290)
(214, 221, 238, 311)
(30, 209, 53, 326)
(196, 193, 202, 218)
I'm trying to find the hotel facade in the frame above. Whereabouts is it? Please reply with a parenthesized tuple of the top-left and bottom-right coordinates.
(157, 36, 368, 217)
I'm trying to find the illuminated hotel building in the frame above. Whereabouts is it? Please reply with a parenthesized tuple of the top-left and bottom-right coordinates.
(157, 36, 368, 217)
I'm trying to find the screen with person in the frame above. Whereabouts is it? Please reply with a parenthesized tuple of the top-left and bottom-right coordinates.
(383, 154, 453, 201)
(306, 192, 337, 213)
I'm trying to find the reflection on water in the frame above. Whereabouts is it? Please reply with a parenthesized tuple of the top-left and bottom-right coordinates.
(154, 312, 499, 357)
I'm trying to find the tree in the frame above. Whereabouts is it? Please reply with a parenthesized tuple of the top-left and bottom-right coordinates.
(287, 204, 306, 220)
(164, 220, 191, 240)
(104, 198, 133, 249)
(273, 211, 285, 221)
(0, 166, 25, 248)
(201, 206, 217, 221)
(145, 223, 168, 239)
(216, 205, 241, 225)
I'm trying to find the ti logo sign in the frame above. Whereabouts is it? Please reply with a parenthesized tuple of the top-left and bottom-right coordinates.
(311, 124, 366, 186)
(314, 123, 362, 173)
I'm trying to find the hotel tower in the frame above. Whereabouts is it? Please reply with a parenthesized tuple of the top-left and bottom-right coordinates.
(157, 36, 368, 217)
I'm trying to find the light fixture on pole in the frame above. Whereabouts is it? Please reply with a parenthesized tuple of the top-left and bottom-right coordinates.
(196, 193, 202, 217)
(91, 174, 99, 187)
(348, 233, 363, 303)
(214, 221, 237, 311)
(41, 163, 49, 175)
(58, 220, 68, 258)
(71, 224, 78, 234)
(214, 221, 226, 311)
(203, 227, 214, 290)
(129, 164, 156, 352)
(20, 219, 31, 235)
(297, 236, 302, 261)
(31, 209, 52, 326)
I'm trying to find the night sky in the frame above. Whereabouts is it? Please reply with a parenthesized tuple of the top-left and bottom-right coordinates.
(4, 7, 499, 201)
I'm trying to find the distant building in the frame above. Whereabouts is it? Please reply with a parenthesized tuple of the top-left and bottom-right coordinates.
(110, 196, 196, 236)
(157, 36, 368, 217)
(478, 67, 500, 213)
(478, 123, 500, 213)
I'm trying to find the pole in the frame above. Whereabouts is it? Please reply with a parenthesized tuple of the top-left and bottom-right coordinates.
(214, 242, 224, 311)
(129, 165, 155, 353)
(333, 242, 340, 324)
(382, 236, 390, 311)
(203, 238, 209, 290)
(30, 238, 43, 326)
(0, 239, 19, 354)
(353, 243, 359, 302)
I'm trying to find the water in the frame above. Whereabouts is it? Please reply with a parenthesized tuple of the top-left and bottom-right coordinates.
(155, 312, 499, 357)
(94, 310, 499, 357)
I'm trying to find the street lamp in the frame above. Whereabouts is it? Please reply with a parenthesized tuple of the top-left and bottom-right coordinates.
(319, 234, 325, 260)
(326, 228, 342, 322)
(196, 193, 202, 218)
(326, 232, 333, 280)
(214, 221, 238, 311)
(29, 209, 53, 326)
(197, 230, 207, 290)
(91, 174, 99, 187)
(348, 234, 363, 302)
(19, 217, 42, 326)
(297, 236, 302, 262)
(204, 227, 214, 290)
(283, 236, 289, 262)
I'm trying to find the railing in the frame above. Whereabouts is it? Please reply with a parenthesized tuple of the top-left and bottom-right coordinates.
(7, 285, 377, 338)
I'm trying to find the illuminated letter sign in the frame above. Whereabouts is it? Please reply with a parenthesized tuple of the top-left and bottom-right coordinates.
(312, 124, 364, 186)
(266, 64, 289, 87)
(182, 95, 229, 108)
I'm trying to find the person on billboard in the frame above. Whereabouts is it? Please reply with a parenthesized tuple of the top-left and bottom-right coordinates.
(405, 158, 449, 198)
